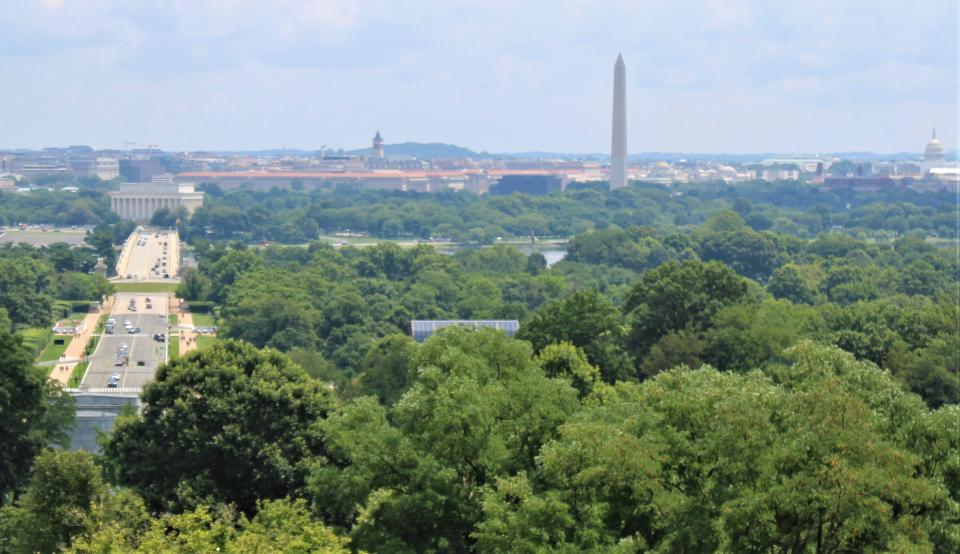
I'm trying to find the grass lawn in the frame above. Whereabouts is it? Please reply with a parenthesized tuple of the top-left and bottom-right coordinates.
(168, 336, 180, 359)
(191, 313, 215, 327)
(36, 338, 70, 363)
(20, 327, 52, 357)
(67, 362, 88, 388)
(168, 314, 179, 326)
(195, 335, 219, 351)
(112, 282, 177, 293)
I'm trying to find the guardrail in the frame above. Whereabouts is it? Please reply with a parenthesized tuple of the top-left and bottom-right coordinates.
(66, 387, 143, 394)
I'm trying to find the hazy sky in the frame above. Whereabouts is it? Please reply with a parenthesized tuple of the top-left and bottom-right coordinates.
(2, 0, 957, 153)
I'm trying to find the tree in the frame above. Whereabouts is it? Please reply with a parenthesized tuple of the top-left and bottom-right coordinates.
(358, 334, 417, 406)
(623, 259, 753, 360)
(697, 228, 784, 281)
(535, 342, 599, 397)
(767, 263, 818, 304)
(0, 257, 56, 327)
(518, 290, 630, 382)
(67, 498, 352, 554)
(525, 252, 547, 276)
(104, 340, 336, 515)
(175, 268, 212, 301)
(0, 450, 104, 553)
(477, 343, 958, 552)
(203, 247, 263, 303)
(58, 272, 114, 301)
(310, 328, 580, 552)
(0, 330, 73, 504)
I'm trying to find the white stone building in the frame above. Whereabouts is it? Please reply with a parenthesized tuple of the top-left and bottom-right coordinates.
(108, 183, 204, 221)
(94, 157, 120, 180)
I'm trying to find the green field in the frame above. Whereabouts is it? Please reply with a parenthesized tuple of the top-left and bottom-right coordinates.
(168, 314, 179, 326)
(112, 282, 177, 293)
(195, 335, 219, 351)
(67, 362, 88, 388)
(36, 338, 70, 363)
(191, 313, 215, 327)
(168, 336, 180, 359)
(19, 328, 52, 357)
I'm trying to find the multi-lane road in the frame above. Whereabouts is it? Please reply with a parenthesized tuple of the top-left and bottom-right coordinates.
(82, 293, 170, 389)
(116, 228, 179, 281)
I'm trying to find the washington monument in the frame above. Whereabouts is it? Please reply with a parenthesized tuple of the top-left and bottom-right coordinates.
(610, 53, 628, 190)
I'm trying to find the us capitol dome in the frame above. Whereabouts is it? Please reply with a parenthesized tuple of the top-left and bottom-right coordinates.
(923, 129, 945, 166)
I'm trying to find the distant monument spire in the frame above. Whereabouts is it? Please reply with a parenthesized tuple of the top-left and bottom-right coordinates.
(610, 54, 627, 190)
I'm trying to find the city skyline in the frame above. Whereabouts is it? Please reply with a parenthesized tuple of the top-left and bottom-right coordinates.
(1, 1, 957, 153)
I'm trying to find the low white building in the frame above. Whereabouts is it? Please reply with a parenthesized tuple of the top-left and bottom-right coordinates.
(95, 157, 119, 180)
(108, 182, 204, 221)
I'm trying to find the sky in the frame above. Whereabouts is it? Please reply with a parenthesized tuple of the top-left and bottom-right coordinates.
(1, 0, 957, 154)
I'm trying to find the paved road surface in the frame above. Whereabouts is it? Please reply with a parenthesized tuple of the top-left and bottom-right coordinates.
(81, 293, 169, 389)
(116, 229, 179, 281)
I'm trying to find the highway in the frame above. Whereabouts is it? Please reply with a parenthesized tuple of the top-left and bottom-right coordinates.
(116, 228, 179, 281)
(81, 293, 170, 389)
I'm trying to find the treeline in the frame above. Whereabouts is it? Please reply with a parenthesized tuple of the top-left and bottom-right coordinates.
(182, 181, 957, 243)
(177, 214, 958, 408)
(4, 181, 957, 244)
(0, 189, 115, 227)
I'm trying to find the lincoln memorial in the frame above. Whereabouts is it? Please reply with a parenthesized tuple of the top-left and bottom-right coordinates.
(108, 183, 204, 221)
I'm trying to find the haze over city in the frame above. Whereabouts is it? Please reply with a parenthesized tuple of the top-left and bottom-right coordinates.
(3, 0, 957, 154)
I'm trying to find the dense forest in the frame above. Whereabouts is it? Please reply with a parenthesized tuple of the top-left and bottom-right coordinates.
(0, 181, 957, 552)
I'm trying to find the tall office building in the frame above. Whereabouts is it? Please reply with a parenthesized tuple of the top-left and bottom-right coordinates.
(610, 54, 628, 190)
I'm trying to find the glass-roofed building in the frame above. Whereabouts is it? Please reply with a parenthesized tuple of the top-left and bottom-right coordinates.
(410, 320, 520, 342)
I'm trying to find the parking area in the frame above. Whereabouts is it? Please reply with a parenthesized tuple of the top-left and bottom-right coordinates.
(81, 293, 170, 389)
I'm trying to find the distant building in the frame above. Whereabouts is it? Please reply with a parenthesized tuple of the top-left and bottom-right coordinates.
(922, 129, 946, 172)
(372, 131, 385, 159)
(410, 320, 520, 342)
(824, 176, 912, 191)
(120, 158, 166, 182)
(490, 174, 563, 195)
(759, 168, 800, 181)
(108, 182, 204, 221)
(94, 157, 119, 180)
(176, 170, 494, 194)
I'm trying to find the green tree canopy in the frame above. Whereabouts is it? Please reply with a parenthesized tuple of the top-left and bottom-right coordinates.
(104, 340, 336, 515)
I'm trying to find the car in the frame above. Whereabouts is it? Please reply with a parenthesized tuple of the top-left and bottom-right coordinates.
(131, 327, 141, 333)
(145, 297, 152, 302)
(136, 360, 145, 366)
(113, 360, 124, 367)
